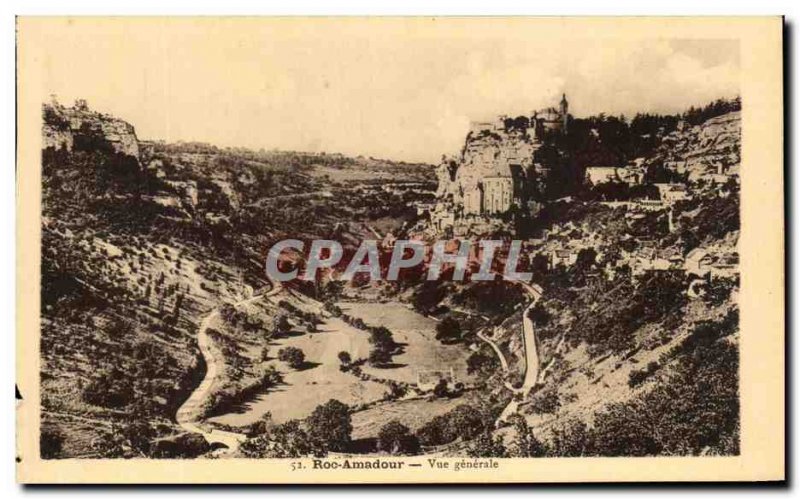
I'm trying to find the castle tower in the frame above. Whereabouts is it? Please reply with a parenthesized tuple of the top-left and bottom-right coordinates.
(559, 93, 569, 132)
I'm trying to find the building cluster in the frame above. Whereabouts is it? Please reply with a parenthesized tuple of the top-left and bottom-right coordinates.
(415, 99, 741, 295)
(530, 215, 738, 286)
(426, 95, 571, 235)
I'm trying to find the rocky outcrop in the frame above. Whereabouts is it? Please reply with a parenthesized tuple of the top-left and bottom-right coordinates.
(658, 111, 741, 183)
(435, 128, 542, 215)
(42, 100, 140, 159)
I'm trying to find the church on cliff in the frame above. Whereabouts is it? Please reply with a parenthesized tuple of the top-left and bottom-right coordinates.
(432, 94, 569, 228)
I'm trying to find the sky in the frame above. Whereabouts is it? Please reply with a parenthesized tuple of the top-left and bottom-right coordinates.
(27, 18, 740, 163)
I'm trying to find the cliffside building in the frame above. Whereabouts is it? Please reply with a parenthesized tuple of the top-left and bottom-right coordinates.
(435, 94, 570, 225)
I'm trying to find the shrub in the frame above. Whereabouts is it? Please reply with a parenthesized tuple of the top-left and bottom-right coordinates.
(377, 421, 420, 455)
(435, 317, 462, 343)
(277, 347, 305, 369)
(528, 385, 560, 414)
(40, 427, 65, 459)
(306, 399, 352, 452)
(628, 361, 660, 388)
(416, 404, 486, 446)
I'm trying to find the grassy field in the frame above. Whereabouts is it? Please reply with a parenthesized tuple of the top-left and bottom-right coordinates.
(339, 301, 475, 386)
(208, 313, 388, 427)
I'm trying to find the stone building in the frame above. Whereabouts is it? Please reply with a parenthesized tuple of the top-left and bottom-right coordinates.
(430, 95, 571, 232)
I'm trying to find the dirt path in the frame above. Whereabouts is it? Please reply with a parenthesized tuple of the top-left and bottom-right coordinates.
(476, 328, 510, 373)
(175, 284, 281, 455)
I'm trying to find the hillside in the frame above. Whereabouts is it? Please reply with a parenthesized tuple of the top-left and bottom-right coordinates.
(38, 98, 740, 460)
(478, 111, 740, 457)
(397, 109, 740, 458)
(39, 100, 436, 458)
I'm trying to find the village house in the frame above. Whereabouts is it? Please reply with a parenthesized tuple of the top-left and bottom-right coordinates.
(636, 198, 666, 211)
(550, 248, 578, 269)
(631, 246, 683, 276)
(585, 166, 622, 185)
(654, 183, 690, 204)
(685, 248, 739, 280)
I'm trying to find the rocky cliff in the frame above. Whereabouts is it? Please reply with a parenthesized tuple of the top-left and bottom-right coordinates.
(43, 100, 140, 159)
(658, 111, 740, 183)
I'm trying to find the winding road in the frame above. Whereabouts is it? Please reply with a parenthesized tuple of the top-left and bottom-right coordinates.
(475, 280, 544, 426)
(175, 284, 282, 455)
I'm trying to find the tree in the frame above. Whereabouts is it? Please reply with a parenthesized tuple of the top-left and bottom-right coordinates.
(377, 421, 420, 455)
(337, 351, 351, 366)
(173, 292, 184, 318)
(240, 419, 323, 458)
(467, 430, 508, 458)
(220, 303, 238, 325)
(432, 378, 449, 398)
(509, 414, 548, 457)
(447, 405, 487, 441)
(277, 347, 306, 369)
(368, 326, 394, 349)
(527, 302, 551, 327)
(529, 385, 561, 414)
(82, 366, 134, 408)
(260, 346, 270, 361)
(306, 399, 353, 452)
(574, 247, 597, 273)
(435, 317, 462, 343)
(466, 349, 499, 377)
(40, 427, 64, 459)
(247, 412, 274, 438)
(271, 311, 291, 337)
(368, 347, 392, 367)
(416, 404, 487, 446)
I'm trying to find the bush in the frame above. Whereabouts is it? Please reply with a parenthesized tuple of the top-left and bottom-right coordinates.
(466, 349, 499, 377)
(628, 361, 660, 388)
(151, 432, 210, 458)
(435, 317, 462, 343)
(416, 404, 487, 446)
(368, 347, 392, 367)
(82, 367, 134, 408)
(528, 385, 560, 414)
(306, 399, 352, 452)
(432, 379, 449, 398)
(278, 347, 305, 369)
(240, 419, 323, 458)
(377, 421, 420, 455)
(40, 427, 64, 459)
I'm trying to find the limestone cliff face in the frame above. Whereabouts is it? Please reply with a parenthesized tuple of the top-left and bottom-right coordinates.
(659, 111, 740, 182)
(42, 101, 140, 159)
(43, 122, 74, 151)
(94, 117, 140, 158)
(436, 128, 541, 215)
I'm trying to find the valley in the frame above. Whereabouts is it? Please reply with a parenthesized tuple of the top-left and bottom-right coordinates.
(39, 95, 741, 460)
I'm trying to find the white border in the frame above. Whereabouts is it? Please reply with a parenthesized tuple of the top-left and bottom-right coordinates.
(5, 1, 794, 497)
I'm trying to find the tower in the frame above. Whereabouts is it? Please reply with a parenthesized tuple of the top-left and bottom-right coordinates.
(559, 93, 569, 132)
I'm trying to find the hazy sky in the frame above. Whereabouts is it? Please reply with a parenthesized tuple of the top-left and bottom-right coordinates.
(31, 19, 740, 163)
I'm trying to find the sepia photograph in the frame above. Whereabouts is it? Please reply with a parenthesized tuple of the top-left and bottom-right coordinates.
(15, 16, 784, 484)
